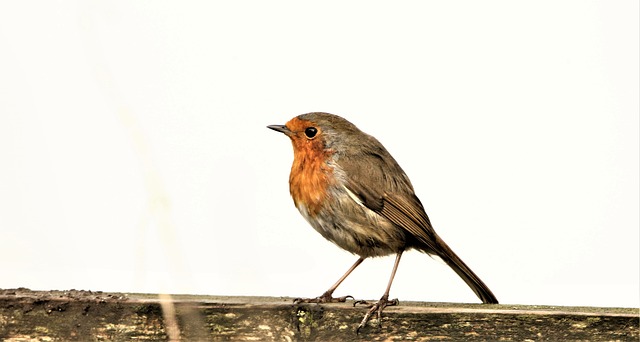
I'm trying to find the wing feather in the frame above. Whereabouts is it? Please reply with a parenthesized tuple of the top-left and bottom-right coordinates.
(339, 147, 438, 252)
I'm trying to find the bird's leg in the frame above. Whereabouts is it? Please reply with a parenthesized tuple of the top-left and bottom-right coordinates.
(294, 257, 364, 303)
(356, 251, 403, 333)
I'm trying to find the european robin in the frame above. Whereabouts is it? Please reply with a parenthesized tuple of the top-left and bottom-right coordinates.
(268, 112, 498, 331)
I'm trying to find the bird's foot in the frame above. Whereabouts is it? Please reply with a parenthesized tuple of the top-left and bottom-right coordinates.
(354, 295, 399, 333)
(293, 291, 354, 304)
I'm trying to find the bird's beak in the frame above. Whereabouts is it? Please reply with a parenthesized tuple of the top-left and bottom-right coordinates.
(267, 124, 291, 135)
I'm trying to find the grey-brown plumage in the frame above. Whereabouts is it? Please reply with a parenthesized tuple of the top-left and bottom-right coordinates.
(268, 112, 498, 331)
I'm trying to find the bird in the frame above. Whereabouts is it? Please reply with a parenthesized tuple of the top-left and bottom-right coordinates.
(267, 112, 498, 331)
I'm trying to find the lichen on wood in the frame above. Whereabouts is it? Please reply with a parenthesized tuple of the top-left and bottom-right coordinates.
(1, 289, 638, 341)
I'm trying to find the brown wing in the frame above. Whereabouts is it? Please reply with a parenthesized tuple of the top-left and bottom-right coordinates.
(338, 146, 439, 252)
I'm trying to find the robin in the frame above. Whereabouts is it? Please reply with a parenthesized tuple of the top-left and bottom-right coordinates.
(268, 112, 498, 331)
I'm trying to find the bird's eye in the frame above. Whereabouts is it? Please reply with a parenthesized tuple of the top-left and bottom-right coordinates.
(304, 127, 318, 139)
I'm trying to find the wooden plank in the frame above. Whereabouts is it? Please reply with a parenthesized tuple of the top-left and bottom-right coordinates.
(1, 288, 638, 341)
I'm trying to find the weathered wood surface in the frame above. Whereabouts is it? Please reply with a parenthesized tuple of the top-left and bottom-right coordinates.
(0, 288, 638, 341)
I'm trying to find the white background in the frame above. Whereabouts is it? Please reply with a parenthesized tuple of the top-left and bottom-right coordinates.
(0, 1, 638, 309)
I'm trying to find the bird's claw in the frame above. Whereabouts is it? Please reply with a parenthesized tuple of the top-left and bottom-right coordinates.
(294, 294, 354, 304)
(353, 299, 369, 307)
(355, 296, 399, 334)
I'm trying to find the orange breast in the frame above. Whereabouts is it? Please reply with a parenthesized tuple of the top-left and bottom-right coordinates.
(288, 135, 335, 217)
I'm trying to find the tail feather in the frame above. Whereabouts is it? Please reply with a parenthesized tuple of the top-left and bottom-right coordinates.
(431, 236, 499, 304)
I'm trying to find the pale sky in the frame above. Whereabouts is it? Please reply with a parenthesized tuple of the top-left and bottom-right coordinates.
(0, 1, 638, 309)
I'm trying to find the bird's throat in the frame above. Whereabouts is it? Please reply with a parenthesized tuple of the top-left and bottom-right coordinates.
(289, 142, 335, 217)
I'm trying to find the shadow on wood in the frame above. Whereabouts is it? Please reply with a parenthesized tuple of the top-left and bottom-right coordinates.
(1, 288, 638, 341)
